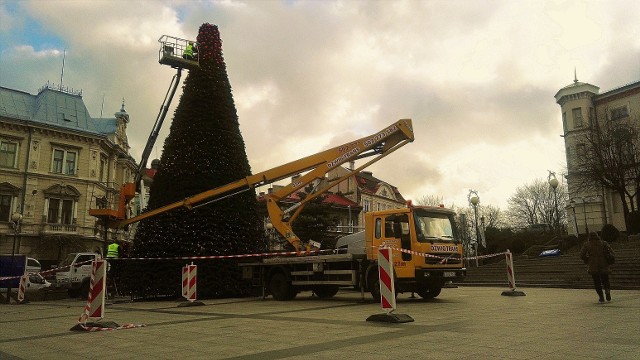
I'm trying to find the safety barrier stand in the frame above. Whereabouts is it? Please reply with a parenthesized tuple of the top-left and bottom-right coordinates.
(71, 259, 145, 331)
(16, 275, 29, 304)
(366, 247, 414, 323)
(501, 250, 526, 297)
(178, 263, 204, 307)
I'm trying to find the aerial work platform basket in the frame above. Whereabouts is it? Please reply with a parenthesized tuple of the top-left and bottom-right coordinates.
(158, 35, 199, 70)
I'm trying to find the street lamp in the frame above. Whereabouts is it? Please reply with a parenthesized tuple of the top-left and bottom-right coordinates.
(468, 190, 480, 267)
(5, 212, 23, 303)
(10, 212, 22, 255)
(548, 171, 560, 237)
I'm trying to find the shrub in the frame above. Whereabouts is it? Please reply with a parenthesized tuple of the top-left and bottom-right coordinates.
(626, 211, 640, 235)
(600, 224, 620, 242)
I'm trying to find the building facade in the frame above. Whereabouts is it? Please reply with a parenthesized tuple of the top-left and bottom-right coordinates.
(555, 78, 640, 236)
(0, 84, 137, 266)
(327, 166, 406, 230)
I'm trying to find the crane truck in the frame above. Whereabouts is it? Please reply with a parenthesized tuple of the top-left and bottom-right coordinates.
(90, 116, 465, 301)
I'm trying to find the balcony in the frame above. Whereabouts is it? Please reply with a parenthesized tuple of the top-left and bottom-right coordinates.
(42, 223, 77, 233)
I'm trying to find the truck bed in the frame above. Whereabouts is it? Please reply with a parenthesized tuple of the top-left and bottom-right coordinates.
(239, 252, 366, 267)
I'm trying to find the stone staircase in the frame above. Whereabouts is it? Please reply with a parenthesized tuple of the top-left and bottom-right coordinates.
(456, 239, 640, 290)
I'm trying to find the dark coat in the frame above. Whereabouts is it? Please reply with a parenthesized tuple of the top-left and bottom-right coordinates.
(580, 238, 614, 275)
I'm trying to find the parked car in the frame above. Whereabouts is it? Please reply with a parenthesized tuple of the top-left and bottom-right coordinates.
(0, 273, 51, 293)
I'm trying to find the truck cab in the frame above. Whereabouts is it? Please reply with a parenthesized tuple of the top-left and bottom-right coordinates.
(337, 204, 465, 300)
(55, 252, 101, 298)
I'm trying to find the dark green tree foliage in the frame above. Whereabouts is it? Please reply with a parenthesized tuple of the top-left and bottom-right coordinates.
(131, 23, 267, 298)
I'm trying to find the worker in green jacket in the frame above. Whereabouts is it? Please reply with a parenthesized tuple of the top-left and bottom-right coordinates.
(107, 241, 120, 258)
(183, 41, 197, 60)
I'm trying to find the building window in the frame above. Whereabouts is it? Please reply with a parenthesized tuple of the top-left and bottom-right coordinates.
(0, 140, 18, 168)
(0, 194, 12, 222)
(99, 155, 107, 182)
(363, 199, 371, 213)
(572, 108, 583, 128)
(47, 198, 74, 224)
(562, 112, 567, 133)
(51, 148, 77, 175)
(610, 106, 629, 121)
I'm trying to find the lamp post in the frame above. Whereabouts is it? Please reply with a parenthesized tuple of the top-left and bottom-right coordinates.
(548, 171, 560, 237)
(582, 197, 589, 235)
(468, 190, 480, 267)
(5, 212, 23, 303)
(569, 199, 579, 238)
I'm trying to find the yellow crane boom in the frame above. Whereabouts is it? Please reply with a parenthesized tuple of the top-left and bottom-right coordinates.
(91, 119, 414, 253)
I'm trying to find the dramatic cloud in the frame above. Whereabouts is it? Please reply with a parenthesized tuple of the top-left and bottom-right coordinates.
(1, 0, 639, 209)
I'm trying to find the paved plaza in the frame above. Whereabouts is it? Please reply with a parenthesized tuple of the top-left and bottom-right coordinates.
(1, 286, 639, 359)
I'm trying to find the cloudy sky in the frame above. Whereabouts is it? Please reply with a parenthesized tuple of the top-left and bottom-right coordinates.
(1, 0, 639, 209)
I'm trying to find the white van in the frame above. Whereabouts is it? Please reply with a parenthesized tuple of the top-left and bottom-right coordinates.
(26, 257, 42, 274)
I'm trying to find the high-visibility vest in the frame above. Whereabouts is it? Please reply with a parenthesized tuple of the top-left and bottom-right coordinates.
(107, 243, 120, 258)
(184, 44, 194, 57)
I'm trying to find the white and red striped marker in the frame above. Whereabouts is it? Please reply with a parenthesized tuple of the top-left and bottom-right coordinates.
(79, 259, 107, 323)
(183, 263, 197, 302)
(366, 247, 413, 323)
(182, 265, 189, 298)
(17, 275, 27, 302)
(377, 247, 396, 313)
(502, 249, 526, 296)
(506, 250, 516, 290)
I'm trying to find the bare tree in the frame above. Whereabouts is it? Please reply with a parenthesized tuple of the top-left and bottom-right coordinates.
(572, 112, 640, 227)
(415, 194, 446, 207)
(506, 178, 567, 231)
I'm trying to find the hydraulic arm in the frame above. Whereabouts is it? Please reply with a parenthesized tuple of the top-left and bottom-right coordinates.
(93, 119, 414, 253)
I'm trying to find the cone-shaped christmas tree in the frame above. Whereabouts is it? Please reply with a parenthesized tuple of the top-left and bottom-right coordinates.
(132, 23, 267, 298)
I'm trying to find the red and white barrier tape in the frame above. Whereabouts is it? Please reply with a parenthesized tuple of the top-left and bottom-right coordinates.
(76, 323, 146, 332)
(382, 246, 508, 262)
(0, 249, 333, 281)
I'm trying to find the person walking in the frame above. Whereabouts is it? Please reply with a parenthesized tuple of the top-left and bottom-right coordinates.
(580, 231, 615, 302)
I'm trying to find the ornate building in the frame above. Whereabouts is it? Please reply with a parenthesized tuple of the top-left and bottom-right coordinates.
(555, 77, 640, 236)
(327, 165, 406, 231)
(0, 84, 136, 266)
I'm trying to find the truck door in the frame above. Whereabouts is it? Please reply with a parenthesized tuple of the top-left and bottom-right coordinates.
(393, 215, 412, 262)
(72, 254, 96, 283)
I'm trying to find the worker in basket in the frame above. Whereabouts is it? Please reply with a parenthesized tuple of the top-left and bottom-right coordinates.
(183, 41, 197, 60)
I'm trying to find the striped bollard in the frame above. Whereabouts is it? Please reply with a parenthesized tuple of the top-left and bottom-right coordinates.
(17, 275, 28, 303)
(366, 247, 413, 323)
(501, 250, 526, 296)
(79, 259, 107, 323)
(182, 265, 189, 298)
(71, 259, 119, 331)
(178, 263, 204, 307)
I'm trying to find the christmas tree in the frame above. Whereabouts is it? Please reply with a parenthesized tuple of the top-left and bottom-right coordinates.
(131, 23, 267, 298)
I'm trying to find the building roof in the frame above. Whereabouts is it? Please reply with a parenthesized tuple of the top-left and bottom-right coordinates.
(356, 171, 406, 203)
(0, 84, 117, 136)
(322, 193, 360, 208)
(595, 80, 640, 103)
(554, 80, 600, 104)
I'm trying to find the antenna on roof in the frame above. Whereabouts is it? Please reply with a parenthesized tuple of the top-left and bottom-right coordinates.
(100, 94, 105, 117)
(60, 49, 66, 86)
(573, 67, 578, 84)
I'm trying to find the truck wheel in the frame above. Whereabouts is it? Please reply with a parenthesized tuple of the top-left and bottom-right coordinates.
(68, 288, 80, 298)
(313, 285, 339, 298)
(80, 279, 91, 300)
(368, 271, 381, 303)
(416, 284, 442, 299)
(269, 273, 295, 301)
